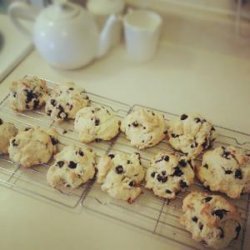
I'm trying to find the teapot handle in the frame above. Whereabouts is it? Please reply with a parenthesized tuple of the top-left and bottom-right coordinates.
(8, 2, 39, 39)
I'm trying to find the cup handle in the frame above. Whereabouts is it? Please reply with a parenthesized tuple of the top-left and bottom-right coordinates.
(8, 2, 39, 39)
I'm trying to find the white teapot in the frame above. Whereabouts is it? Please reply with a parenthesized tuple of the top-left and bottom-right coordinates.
(8, 0, 120, 69)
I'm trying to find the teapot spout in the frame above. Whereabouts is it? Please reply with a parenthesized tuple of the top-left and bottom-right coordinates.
(97, 14, 121, 58)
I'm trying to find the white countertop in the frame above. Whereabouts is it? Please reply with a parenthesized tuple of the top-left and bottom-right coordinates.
(0, 5, 250, 250)
(0, 14, 32, 81)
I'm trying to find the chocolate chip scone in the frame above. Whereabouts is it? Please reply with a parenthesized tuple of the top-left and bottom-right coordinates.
(145, 152, 195, 199)
(180, 192, 241, 249)
(0, 118, 18, 154)
(74, 106, 121, 143)
(8, 127, 58, 168)
(121, 108, 167, 149)
(197, 146, 250, 198)
(45, 82, 90, 122)
(167, 114, 216, 158)
(47, 145, 96, 189)
(9, 76, 48, 111)
(96, 152, 145, 203)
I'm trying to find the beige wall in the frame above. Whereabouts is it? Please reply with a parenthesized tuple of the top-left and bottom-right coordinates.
(126, 0, 236, 14)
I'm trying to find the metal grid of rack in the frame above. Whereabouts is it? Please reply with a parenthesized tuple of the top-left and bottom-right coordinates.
(82, 104, 250, 250)
(0, 79, 130, 208)
(0, 79, 249, 249)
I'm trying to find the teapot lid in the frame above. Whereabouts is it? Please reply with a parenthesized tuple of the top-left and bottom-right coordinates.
(44, 1, 80, 21)
(87, 0, 125, 16)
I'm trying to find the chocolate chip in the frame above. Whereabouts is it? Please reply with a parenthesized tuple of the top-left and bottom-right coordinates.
(203, 164, 209, 169)
(235, 169, 243, 179)
(24, 127, 31, 131)
(204, 196, 212, 203)
(151, 172, 156, 178)
(157, 174, 162, 182)
(143, 126, 146, 130)
(151, 112, 155, 116)
(108, 154, 115, 159)
(164, 130, 168, 135)
(0, 118, 2, 125)
(164, 155, 169, 161)
(180, 114, 188, 120)
(161, 176, 168, 183)
(78, 150, 84, 157)
(194, 117, 201, 123)
(199, 223, 204, 231)
(211, 126, 216, 131)
(192, 216, 198, 223)
(11, 139, 18, 147)
(115, 165, 124, 174)
(218, 227, 224, 239)
(132, 121, 139, 127)
(68, 87, 74, 91)
(57, 161, 64, 168)
(68, 161, 77, 169)
(235, 224, 241, 239)
(24, 89, 37, 103)
(95, 118, 100, 126)
(202, 138, 209, 149)
(95, 138, 102, 142)
(161, 171, 166, 176)
(12, 92, 17, 97)
(165, 189, 172, 194)
(171, 133, 179, 138)
(222, 150, 231, 160)
(33, 99, 40, 109)
(225, 169, 233, 174)
(179, 180, 188, 188)
(212, 209, 228, 219)
(129, 181, 135, 187)
(50, 99, 56, 106)
(179, 159, 187, 167)
(47, 110, 52, 116)
(127, 160, 131, 164)
(191, 142, 198, 148)
(50, 136, 59, 145)
(172, 167, 183, 177)
(57, 105, 68, 119)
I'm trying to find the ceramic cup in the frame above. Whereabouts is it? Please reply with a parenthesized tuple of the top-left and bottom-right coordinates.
(123, 9, 162, 62)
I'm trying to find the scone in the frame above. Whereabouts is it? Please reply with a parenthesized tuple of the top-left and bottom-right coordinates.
(121, 108, 167, 149)
(96, 152, 145, 203)
(47, 145, 96, 189)
(9, 76, 48, 111)
(197, 146, 250, 198)
(180, 192, 241, 249)
(145, 152, 195, 199)
(74, 106, 121, 143)
(167, 113, 216, 158)
(8, 127, 58, 168)
(0, 118, 18, 154)
(45, 82, 90, 122)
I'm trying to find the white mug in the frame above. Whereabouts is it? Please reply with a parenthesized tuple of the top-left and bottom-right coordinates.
(123, 9, 162, 62)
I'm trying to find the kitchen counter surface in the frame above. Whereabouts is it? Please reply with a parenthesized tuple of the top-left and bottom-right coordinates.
(0, 5, 250, 250)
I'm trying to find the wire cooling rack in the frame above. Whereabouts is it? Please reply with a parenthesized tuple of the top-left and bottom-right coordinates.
(0, 78, 249, 249)
(82, 104, 250, 250)
(0, 79, 130, 208)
